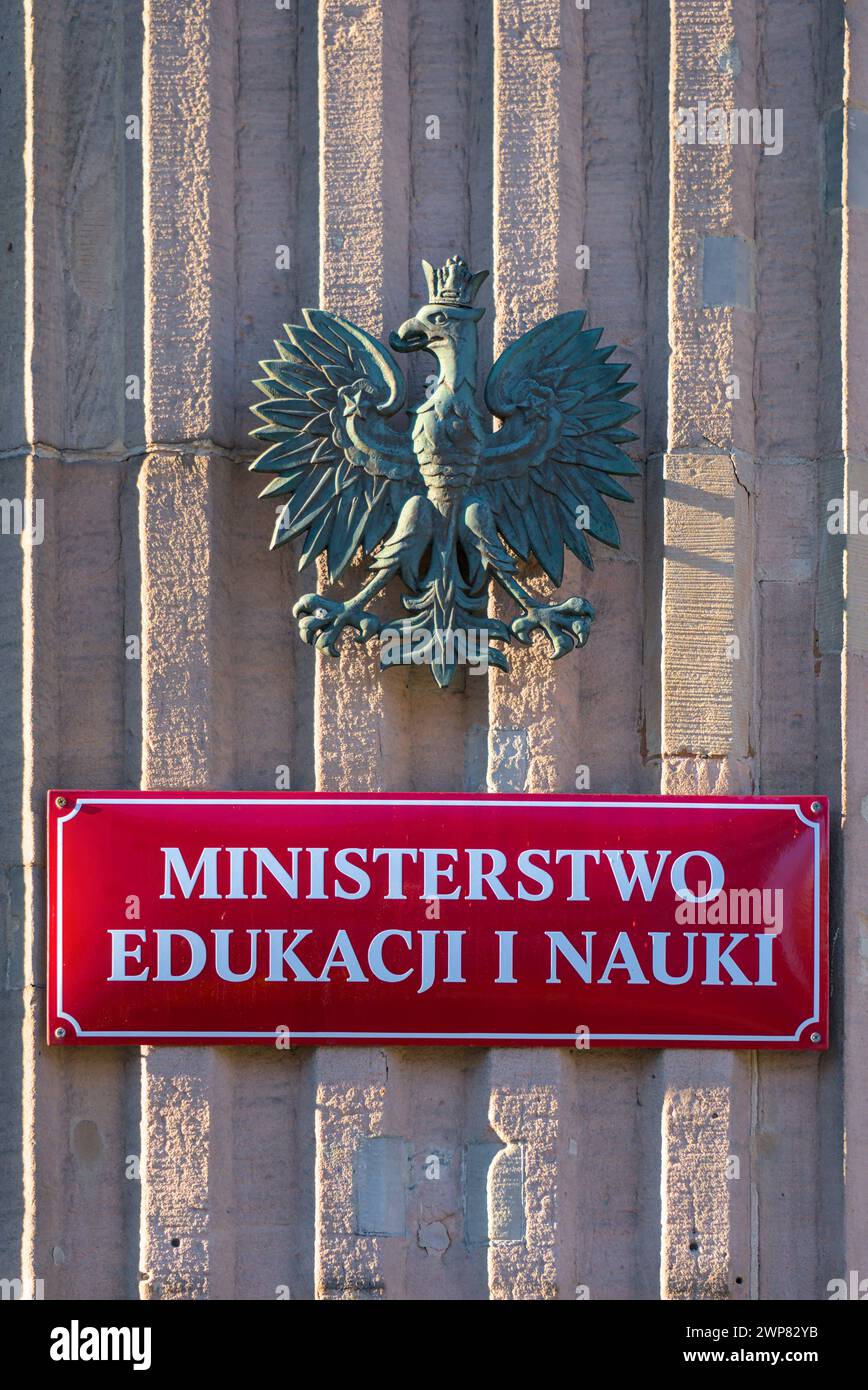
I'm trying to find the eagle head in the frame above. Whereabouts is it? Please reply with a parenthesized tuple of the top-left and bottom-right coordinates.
(389, 256, 488, 356)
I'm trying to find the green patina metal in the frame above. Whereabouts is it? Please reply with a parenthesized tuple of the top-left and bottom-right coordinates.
(249, 256, 639, 688)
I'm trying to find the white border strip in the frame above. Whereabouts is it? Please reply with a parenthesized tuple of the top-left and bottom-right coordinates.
(54, 796, 823, 1044)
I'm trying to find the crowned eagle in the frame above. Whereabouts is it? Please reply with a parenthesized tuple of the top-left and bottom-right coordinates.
(250, 255, 639, 688)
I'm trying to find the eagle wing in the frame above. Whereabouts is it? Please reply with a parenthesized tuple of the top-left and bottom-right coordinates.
(477, 310, 639, 585)
(250, 309, 422, 581)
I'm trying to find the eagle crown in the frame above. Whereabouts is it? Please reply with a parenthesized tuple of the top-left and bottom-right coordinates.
(423, 254, 488, 306)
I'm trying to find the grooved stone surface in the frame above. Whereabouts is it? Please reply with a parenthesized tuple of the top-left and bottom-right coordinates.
(0, 0, 863, 1304)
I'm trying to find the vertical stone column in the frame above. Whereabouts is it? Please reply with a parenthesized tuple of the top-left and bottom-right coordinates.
(660, 0, 759, 1300)
(316, 0, 411, 794)
(484, 0, 583, 1300)
(812, 2, 847, 1293)
(488, 0, 584, 796)
(0, 0, 30, 1284)
(750, 3, 834, 1298)
(840, 0, 868, 1282)
(402, 0, 490, 792)
(17, 0, 135, 1300)
(313, 0, 411, 1300)
(138, 0, 237, 1301)
(221, 6, 317, 1301)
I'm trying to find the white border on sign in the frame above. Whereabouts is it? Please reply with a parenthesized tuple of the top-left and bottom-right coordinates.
(53, 797, 823, 1043)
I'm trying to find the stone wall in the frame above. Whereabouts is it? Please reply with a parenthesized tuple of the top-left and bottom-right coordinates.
(0, 0, 865, 1300)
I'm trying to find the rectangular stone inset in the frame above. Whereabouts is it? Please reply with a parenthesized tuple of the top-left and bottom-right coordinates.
(847, 107, 868, 212)
(356, 1137, 408, 1237)
(702, 236, 756, 310)
(464, 1140, 503, 1245)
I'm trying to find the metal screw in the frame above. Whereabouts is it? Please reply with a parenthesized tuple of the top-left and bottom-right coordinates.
(54, 1026, 66, 1039)
(810, 801, 822, 814)
(810, 1032, 821, 1044)
(55, 796, 66, 808)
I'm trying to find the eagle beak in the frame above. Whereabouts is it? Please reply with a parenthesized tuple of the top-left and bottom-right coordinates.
(389, 317, 428, 353)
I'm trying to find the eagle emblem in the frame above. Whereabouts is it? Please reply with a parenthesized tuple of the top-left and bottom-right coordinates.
(250, 255, 639, 688)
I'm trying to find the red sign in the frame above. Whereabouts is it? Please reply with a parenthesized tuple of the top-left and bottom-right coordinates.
(47, 791, 828, 1049)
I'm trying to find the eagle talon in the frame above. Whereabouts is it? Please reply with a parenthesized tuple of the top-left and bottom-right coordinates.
(510, 596, 595, 660)
(292, 592, 382, 655)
